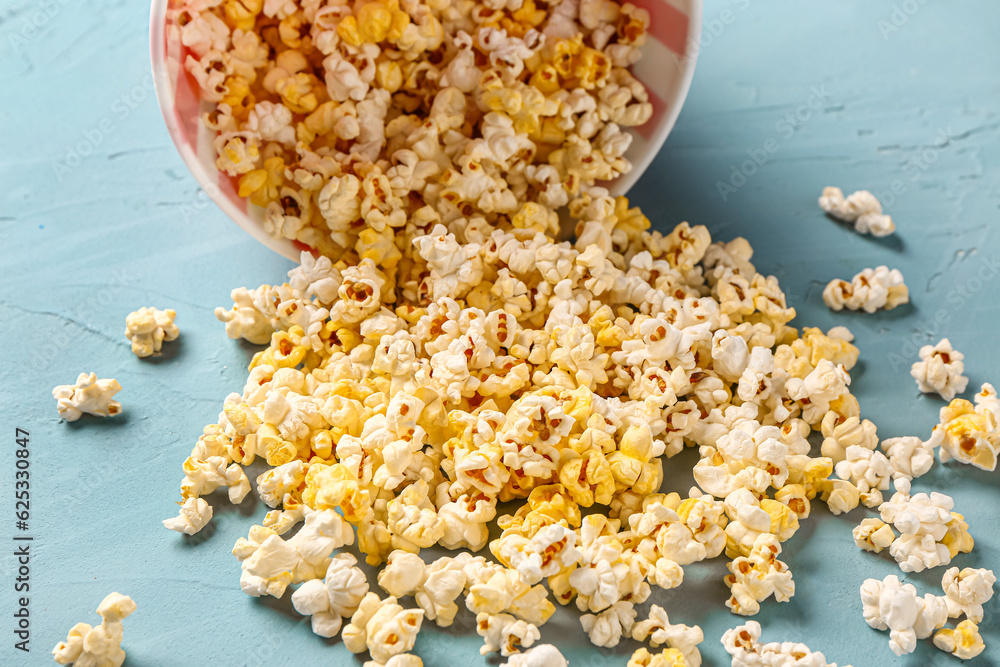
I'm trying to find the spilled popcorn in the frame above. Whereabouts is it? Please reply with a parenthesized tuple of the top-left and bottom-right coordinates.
(910, 338, 968, 401)
(124, 306, 180, 358)
(52, 372, 122, 422)
(822, 266, 909, 313)
(721, 621, 851, 666)
(818, 186, 895, 238)
(928, 382, 1000, 471)
(53, 593, 136, 667)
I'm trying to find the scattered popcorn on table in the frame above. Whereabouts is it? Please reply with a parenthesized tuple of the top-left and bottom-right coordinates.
(910, 338, 969, 401)
(927, 383, 1000, 471)
(822, 266, 909, 313)
(818, 186, 895, 237)
(721, 621, 851, 667)
(124, 306, 180, 358)
(52, 593, 136, 667)
(52, 372, 122, 421)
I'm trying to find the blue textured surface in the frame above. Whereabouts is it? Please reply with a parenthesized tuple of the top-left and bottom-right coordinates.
(1, 1, 998, 665)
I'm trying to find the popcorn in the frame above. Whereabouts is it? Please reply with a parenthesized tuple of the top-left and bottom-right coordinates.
(880, 436, 934, 481)
(580, 600, 635, 648)
(627, 647, 688, 667)
(933, 619, 985, 660)
(910, 338, 969, 401)
(292, 553, 370, 637)
(940, 566, 995, 623)
(163, 497, 213, 535)
(721, 621, 850, 667)
(53, 593, 136, 667)
(632, 604, 703, 666)
(852, 517, 895, 553)
(502, 644, 568, 667)
(343, 593, 424, 664)
(124, 307, 180, 357)
(52, 373, 122, 421)
(860, 574, 948, 655)
(818, 186, 895, 237)
(927, 384, 1000, 471)
(477, 612, 541, 655)
(723, 534, 794, 616)
(834, 445, 892, 507)
(822, 266, 909, 313)
(877, 484, 972, 572)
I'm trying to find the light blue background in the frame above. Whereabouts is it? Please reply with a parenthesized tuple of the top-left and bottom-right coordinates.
(1, 1, 998, 665)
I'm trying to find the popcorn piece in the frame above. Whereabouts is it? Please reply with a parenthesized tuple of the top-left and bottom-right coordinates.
(124, 307, 180, 358)
(163, 497, 213, 535)
(852, 517, 895, 553)
(941, 567, 995, 623)
(910, 339, 969, 401)
(53, 593, 136, 667)
(723, 534, 794, 616)
(627, 647, 688, 667)
(819, 186, 895, 237)
(860, 574, 948, 656)
(477, 612, 541, 656)
(342, 593, 424, 664)
(501, 644, 568, 667)
(933, 619, 985, 660)
(292, 553, 370, 638)
(580, 601, 635, 648)
(721, 621, 850, 667)
(822, 266, 909, 313)
(52, 373, 122, 421)
(880, 436, 934, 481)
(834, 445, 892, 507)
(927, 385, 1000, 471)
(878, 485, 972, 572)
(632, 604, 703, 666)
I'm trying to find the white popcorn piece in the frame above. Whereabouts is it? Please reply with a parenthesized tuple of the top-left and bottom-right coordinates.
(933, 619, 985, 660)
(580, 601, 635, 648)
(378, 550, 428, 598)
(940, 567, 996, 623)
(880, 436, 934, 481)
(364, 655, 423, 667)
(497, 523, 582, 585)
(724, 533, 795, 617)
(721, 621, 850, 667)
(910, 339, 969, 401)
(52, 593, 136, 667)
(239, 509, 354, 598)
(834, 445, 893, 507)
(860, 574, 948, 656)
(124, 307, 180, 358)
(877, 485, 972, 572)
(342, 593, 424, 664)
(927, 385, 1000, 471)
(852, 517, 895, 553)
(477, 612, 541, 656)
(163, 497, 213, 535)
(291, 552, 370, 638)
(632, 604, 703, 666)
(501, 644, 568, 667)
(819, 186, 895, 237)
(52, 373, 122, 421)
(822, 266, 909, 313)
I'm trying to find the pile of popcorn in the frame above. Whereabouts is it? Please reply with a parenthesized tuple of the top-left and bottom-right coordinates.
(163, 183, 943, 664)
(177, 0, 656, 257)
